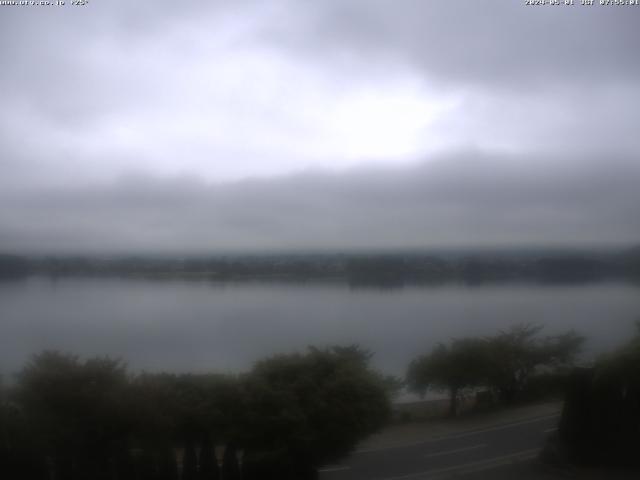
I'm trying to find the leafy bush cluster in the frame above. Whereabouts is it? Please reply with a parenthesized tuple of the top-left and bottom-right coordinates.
(556, 325, 640, 467)
(0, 346, 392, 480)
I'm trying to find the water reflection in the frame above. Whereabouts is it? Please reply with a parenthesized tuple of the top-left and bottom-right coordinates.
(1, 277, 639, 377)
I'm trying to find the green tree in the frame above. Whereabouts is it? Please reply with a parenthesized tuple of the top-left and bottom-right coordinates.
(557, 322, 640, 467)
(15, 351, 131, 479)
(5, 346, 394, 479)
(406, 338, 488, 417)
(241, 345, 391, 479)
(128, 371, 241, 478)
(407, 325, 584, 414)
(485, 324, 584, 403)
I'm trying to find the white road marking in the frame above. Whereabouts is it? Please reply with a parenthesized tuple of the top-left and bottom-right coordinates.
(318, 466, 351, 473)
(430, 414, 559, 442)
(378, 448, 540, 480)
(356, 413, 559, 454)
(424, 443, 487, 458)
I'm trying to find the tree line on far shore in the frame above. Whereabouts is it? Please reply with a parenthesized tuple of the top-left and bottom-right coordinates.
(2, 247, 640, 284)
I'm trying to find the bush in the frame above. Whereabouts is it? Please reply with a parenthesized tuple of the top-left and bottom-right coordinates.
(557, 332, 640, 467)
(1, 346, 391, 479)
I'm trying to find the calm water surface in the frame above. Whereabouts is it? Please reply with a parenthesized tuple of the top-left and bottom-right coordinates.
(1, 277, 639, 377)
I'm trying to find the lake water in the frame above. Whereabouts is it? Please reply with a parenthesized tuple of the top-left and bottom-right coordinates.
(1, 277, 639, 378)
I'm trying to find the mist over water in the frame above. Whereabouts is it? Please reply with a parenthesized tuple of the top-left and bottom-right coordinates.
(2, 277, 638, 378)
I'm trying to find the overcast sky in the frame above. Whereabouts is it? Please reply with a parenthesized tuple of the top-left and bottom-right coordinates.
(1, 0, 639, 253)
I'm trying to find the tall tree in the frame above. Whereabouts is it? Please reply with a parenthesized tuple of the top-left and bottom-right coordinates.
(15, 351, 131, 478)
(241, 345, 391, 479)
(485, 324, 583, 403)
(407, 338, 488, 417)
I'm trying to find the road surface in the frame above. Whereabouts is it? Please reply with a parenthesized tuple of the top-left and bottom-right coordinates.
(319, 413, 559, 480)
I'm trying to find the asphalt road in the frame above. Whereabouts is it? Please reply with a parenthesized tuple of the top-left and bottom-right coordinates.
(318, 413, 560, 480)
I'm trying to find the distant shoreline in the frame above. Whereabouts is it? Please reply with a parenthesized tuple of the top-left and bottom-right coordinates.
(2, 247, 639, 286)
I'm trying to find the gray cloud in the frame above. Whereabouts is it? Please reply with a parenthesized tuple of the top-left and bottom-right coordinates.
(282, 0, 640, 87)
(1, 1, 638, 252)
(1, 152, 638, 253)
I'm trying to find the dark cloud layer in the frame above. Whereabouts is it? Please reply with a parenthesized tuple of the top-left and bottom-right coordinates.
(1, 153, 638, 253)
